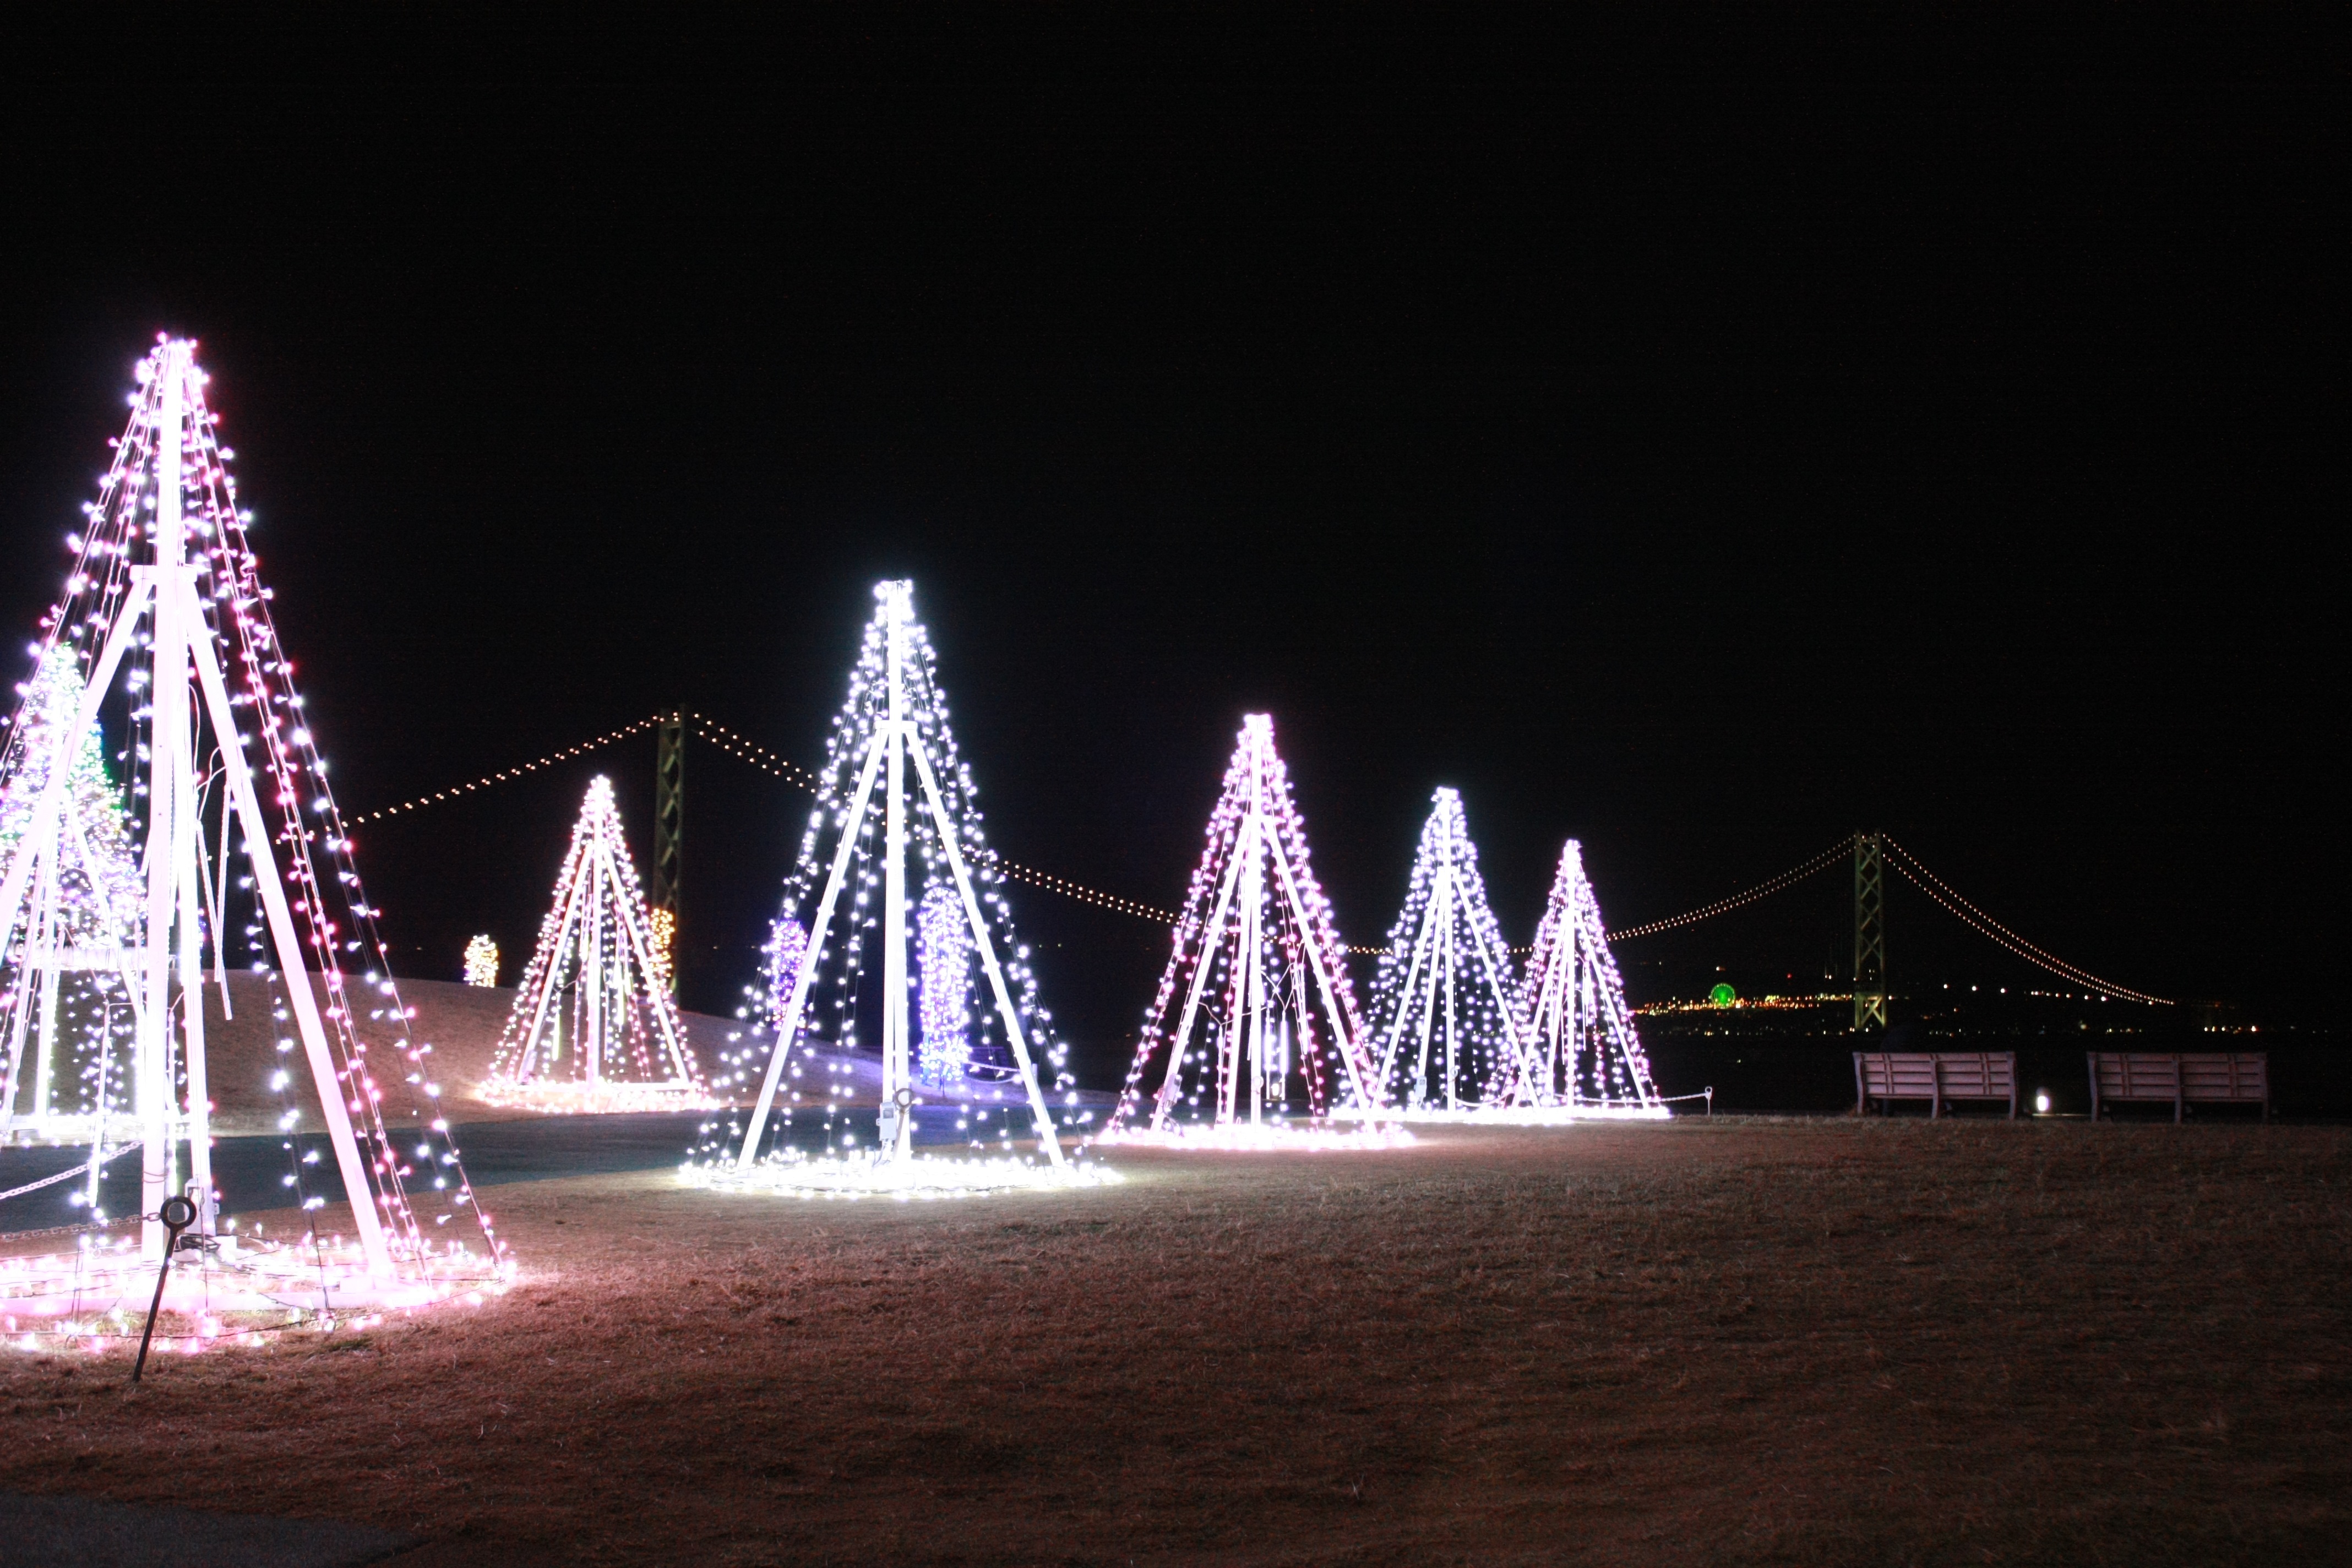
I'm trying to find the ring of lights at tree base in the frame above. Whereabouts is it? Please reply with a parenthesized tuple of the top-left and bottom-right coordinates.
(1099, 715, 1409, 1151)
(1320, 1101, 1666, 1125)
(480, 776, 716, 1114)
(685, 581, 1112, 1197)
(682, 1149, 1123, 1201)
(0, 341, 508, 1354)
(1090, 1118, 1417, 1151)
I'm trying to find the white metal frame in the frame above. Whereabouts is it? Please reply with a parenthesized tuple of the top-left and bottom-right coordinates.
(1369, 791, 1542, 1114)
(1144, 716, 1375, 1134)
(0, 345, 389, 1272)
(733, 583, 1066, 1172)
(501, 780, 698, 1093)
(1513, 840, 1664, 1114)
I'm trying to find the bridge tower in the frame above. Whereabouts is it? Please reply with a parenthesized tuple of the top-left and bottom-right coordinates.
(651, 710, 683, 994)
(1853, 830, 1887, 1031)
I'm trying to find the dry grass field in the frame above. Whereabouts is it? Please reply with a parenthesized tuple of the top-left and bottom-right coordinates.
(3, 1118, 2347, 1566)
(192, 976, 760, 1136)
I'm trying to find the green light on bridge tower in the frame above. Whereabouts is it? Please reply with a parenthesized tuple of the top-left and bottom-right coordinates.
(1853, 830, 1887, 1031)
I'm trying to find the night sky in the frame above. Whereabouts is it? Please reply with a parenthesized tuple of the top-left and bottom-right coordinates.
(1, 59, 2338, 1077)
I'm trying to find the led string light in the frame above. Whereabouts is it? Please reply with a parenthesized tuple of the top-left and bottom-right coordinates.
(360, 711, 1185, 930)
(349, 716, 666, 824)
(647, 907, 677, 991)
(0, 339, 509, 1356)
(0, 649, 143, 1147)
(1362, 788, 1537, 1115)
(760, 917, 808, 1037)
(688, 712, 1180, 925)
(685, 712, 823, 792)
(915, 883, 973, 1087)
(1510, 840, 1668, 1119)
(987, 861, 1179, 924)
(688, 581, 1115, 1197)
(1603, 839, 1854, 943)
(1882, 844, 2171, 1006)
(1099, 715, 1404, 1151)
(461, 935, 499, 988)
(344, 701, 2168, 1028)
(482, 776, 716, 1113)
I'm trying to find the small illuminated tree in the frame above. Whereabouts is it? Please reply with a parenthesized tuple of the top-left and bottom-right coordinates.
(916, 881, 972, 1086)
(1366, 787, 1538, 1113)
(1516, 840, 1665, 1117)
(761, 916, 808, 1035)
(462, 935, 499, 988)
(0, 648, 142, 1141)
(648, 907, 677, 993)
(486, 776, 710, 1111)
(1103, 715, 1394, 1147)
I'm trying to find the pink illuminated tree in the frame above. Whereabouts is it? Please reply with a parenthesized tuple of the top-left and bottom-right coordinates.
(1106, 715, 1381, 1135)
(486, 776, 710, 1111)
(1516, 840, 1664, 1113)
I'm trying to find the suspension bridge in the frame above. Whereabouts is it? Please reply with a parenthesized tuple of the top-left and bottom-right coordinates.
(351, 710, 2173, 1017)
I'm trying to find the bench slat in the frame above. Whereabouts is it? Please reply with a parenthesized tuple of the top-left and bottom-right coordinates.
(1854, 1052, 2018, 1117)
(2089, 1053, 2268, 1116)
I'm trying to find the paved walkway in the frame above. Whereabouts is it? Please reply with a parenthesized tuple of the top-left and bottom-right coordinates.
(0, 1101, 1101, 1235)
(0, 1489, 414, 1568)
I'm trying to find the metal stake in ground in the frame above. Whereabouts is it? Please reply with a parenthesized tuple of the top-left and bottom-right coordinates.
(130, 1193, 197, 1384)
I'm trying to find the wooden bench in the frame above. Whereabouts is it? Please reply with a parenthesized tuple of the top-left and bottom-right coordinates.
(2089, 1052, 2268, 1122)
(1853, 1051, 2017, 1118)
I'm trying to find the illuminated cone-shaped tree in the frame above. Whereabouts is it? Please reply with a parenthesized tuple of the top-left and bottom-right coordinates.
(712, 581, 1084, 1186)
(0, 339, 503, 1328)
(1, 648, 143, 1144)
(486, 776, 710, 1112)
(1106, 715, 1383, 1139)
(1516, 840, 1665, 1116)
(1366, 787, 1539, 1113)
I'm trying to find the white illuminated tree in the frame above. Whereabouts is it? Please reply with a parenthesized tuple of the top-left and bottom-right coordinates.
(0, 649, 143, 1144)
(705, 581, 1100, 1193)
(1516, 840, 1665, 1117)
(1366, 787, 1539, 1113)
(1103, 715, 1393, 1146)
(486, 776, 710, 1111)
(916, 881, 973, 1087)
(0, 340, 504, 1341)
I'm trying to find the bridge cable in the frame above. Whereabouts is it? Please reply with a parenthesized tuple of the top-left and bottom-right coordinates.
(1604, 839, 1853, 942)
(1882, 836, 2171, 1005)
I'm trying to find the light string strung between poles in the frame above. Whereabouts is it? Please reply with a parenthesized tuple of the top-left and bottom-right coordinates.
(346, 715, 668, 823)
(351, 710, 1183, 923)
